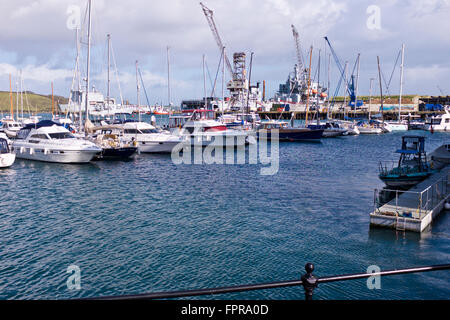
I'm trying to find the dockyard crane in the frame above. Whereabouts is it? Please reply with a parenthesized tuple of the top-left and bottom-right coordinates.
(291, 24, 307, 83)
(200, 2, 233, 77)
(324, 36, 361, 107)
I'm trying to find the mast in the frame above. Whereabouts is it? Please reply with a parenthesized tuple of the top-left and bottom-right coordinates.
(20, 70, 24, 119)
(327, 53, 331, 110)
(343, 61, 348, 118)
(377, 56, 384, 123)
(399, 43, 405, 121)
(84, 0, 92, 136)
(246, 52, 254, 115)
(16, 77, 19, 121)
(136, 60, 141, 122)
(51, 82, 54, 118)
(222, 46, 225, 114)
(305, 46, 313, 126)
(203, 54, 207, 109)
(9, 74, 13, 120)
(167, 46, 171, 107)
(354, 54, 361, 118)
(316, 49, 321, 123)
(75, 27, 82, 132)
(107, 34, 111, 114)
(369, 78, 374, 121)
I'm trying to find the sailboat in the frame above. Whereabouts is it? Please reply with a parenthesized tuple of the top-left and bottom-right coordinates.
(385, 44, 408, 131)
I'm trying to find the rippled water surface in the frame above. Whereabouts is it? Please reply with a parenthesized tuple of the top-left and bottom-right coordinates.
(0, 118, 449, 299)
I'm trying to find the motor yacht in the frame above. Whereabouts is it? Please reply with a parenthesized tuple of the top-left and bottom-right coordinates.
(0, 133, 15, 168)
(13, 120, 101, 163)
(169, 109, 249, 147)
(1, 119, 22, 138)
(120, 121, 183, 153)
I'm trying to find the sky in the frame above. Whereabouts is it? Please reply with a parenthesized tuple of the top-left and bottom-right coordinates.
(0, 0, 449, 105)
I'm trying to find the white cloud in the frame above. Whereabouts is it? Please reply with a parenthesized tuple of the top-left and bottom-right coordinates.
(0, 63, 72, 82)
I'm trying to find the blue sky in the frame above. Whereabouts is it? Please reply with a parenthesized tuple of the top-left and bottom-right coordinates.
(0, 0, 449, 105)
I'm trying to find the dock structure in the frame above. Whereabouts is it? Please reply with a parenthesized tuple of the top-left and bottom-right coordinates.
(370, 166, 450, 232)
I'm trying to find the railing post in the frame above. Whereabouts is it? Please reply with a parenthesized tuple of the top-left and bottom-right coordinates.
(301, 263, 318, 301)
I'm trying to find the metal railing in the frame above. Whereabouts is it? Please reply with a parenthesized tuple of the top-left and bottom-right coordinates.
(85, 263, 450, 300)
(374, 173, 450, 219)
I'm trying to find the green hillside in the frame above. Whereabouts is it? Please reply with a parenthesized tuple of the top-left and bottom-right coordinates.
(0, 91, 68, 114)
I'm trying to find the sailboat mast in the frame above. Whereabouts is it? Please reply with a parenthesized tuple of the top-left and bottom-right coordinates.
(369, 78, 374, 121)
(343, 61, 348, 117)
(9, 74, 13, 120)
(354, 54, 360, 118)
(84, 0, 92, 136)
(399, 43, 405, 121)
(316, 49, 321, 123)
(136, 60, 141, 122)
(51, 82, 54, 118)
(377, 56, 384, 123)
(222, 46, 225, 114)
(246, 52, 254, 115)
(107, 34, 111, 114)
(16, 77, 19, 121)
(20, 70, 24, 119)
(203, 54, 207, 109)
(305, 46, 313, 126)
(167, 46, 171, 107)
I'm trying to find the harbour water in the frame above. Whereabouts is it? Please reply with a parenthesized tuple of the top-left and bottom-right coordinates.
(0, 115, 449, 299)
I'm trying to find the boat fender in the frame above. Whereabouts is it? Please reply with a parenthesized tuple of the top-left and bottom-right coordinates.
(20, 147, 25, 154)
(44, 149, 50, 155)
(29, 148, 34, 155)
(445, 202, 450, 210)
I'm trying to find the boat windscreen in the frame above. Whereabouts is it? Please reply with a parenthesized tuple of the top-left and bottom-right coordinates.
(48, 132, 75, 139)
(139, 129, 159, 134)
(0, 139, 9, 153)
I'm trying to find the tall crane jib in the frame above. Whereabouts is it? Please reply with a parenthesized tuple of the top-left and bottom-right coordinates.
(324, 36, 363, 109)
(291, 24, 306, 82)
(200, 2, 233, 76)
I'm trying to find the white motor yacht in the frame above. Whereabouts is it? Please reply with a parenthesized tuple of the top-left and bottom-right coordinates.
(1, 119, 22, 138)
(120, 121, 183, 153)
(424, 109, 450, 132)
(169, 109, 249, 147)
(0, 133, 15, 168)
(356, 120, 384, 134)
(13, 120, 101, 163)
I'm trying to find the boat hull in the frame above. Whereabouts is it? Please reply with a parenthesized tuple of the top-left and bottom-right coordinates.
(379, 173, 432, 188)
(258, 129, 323, 141)
(138, 140, 181, 153)
(14, 147, 99, 163)
(0, 153, 15, 168)
(94, 147, 137, 160)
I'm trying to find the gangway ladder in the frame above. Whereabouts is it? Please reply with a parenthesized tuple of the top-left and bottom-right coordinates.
(396, 215, 406, 231)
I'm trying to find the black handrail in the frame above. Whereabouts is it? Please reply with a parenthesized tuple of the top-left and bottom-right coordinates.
(85, 263, 450, 301)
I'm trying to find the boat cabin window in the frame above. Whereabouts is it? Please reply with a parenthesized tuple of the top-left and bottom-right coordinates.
(48, 132, 75, 139)
(139, 128, 159, 134)
(0, 139, 9, 154)
(16, 129, 31, 139)
(30, 134, 49, 140)
(124, 129, 139, 134)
